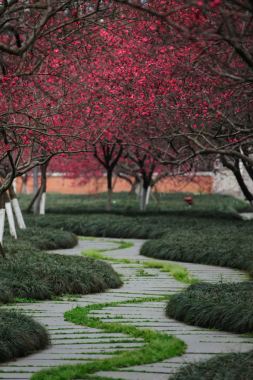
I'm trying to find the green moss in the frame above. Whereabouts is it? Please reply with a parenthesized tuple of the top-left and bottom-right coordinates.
(31, 297, 186, 380)
(82, 247, 196, 285)
(143, 260, 197, 284)
(117, 241, 134, 249)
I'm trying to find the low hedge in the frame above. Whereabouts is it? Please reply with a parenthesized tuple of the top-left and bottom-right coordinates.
(166, 282, 253, 333)
(26, 214, 168, 239)
(140, 227, 253, 277)
(26, 211, 247, 240)
(0, 248, 122, 303)
(170, 350, 253, 380)
(19, 227, 78, 250)
(0, 310, 49, 363)
(29, 213, 253, 277)
(0, 234, 122, 304)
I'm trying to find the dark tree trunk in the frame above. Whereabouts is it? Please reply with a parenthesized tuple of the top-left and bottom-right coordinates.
(233, 168, 253, 203)
(34, 163, 48, 215)
(26, 186, 41, 213)
(106, 169, 113, 211)
(27, 163, 48, 215)
(0, 193, 5, 257)
(222, 156, 253, 203)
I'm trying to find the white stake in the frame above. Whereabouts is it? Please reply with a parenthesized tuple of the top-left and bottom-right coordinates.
(5, 202, 17, 239)
(11, 198, 26, 229)
(145, 186, 151, 207)
(39, 192, 46, 215)
(0, 208, 5, 244)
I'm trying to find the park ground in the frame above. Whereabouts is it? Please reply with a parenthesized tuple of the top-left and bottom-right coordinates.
(0, 192, 253, 380)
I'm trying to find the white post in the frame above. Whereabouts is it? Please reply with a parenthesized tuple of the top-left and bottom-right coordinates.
(0, 208, 5, 244)
(5, 202, 17, 239)
(39, 192, 46, 215)
(140, 187, 148, 211)
(145, 186, 151, 207)
(139, 187, 144, 211)
(11, 198, 26, 229)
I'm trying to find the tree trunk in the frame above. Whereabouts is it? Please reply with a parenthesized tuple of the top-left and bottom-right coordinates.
(40, 163, 48, 214)
(140, 186, 148, 211)
(106, 169, 113, 211)
(32, 165, 41, 214)
(33, 190, 41, 215)
(4, 192, 17, 239)
(33, 166, 39, 194)
(27, 165, 42, 213)
(130, 176, 141, 194)
(26, 186, 41, 213)
(21, 174, 28, 194)
(222, 156, 253, 203)
(9, 185, 26, 229)
(0, 194, 5, 257)
(33, 163, 48, 215)
(145, 186, 151, 207)
(39, 192, 46, 215)
(233, 168, 253, 203)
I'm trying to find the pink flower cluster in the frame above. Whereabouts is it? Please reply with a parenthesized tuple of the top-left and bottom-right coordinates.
(197, 0, 221, 7)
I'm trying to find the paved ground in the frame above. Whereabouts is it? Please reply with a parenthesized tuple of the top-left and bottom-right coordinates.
(1, 238, 252, 380)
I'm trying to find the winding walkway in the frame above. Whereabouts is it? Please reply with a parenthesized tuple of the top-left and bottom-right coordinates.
(1, 239, 253, 380)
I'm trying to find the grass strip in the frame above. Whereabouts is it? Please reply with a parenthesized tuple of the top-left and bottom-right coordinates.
(142, 260, 198, 285)
(82, 241, 196, 285)
(31, 297, 186, 380)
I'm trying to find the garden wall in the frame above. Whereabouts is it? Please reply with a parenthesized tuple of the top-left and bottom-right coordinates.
(15, 173, 214, 194)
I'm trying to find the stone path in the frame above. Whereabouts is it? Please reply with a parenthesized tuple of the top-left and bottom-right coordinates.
(1, 238, 252, 380)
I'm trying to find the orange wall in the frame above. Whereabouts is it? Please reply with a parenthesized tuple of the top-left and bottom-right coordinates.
(16, 174, 213, 194)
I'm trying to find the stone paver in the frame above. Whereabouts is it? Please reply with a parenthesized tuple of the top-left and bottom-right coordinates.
(0, 238, 252, 380)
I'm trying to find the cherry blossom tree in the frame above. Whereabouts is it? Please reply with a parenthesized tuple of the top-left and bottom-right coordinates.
(0, 2, 122, 242)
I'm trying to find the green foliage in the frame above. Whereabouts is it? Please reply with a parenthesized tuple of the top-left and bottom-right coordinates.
(31, 297, 186, 380)
(27, 213, 166, 239)
(117, 240, 134, 249)
(20, 192, 246, 215)
(140, 223, 253, 277)
(20, 227, 78, 250)
(0, 310, 49, 363)
(26, 208, 248, 242)
(170, 350, 253, 380)
(0, 232, 122, 304)
(166, 282, 253, 333)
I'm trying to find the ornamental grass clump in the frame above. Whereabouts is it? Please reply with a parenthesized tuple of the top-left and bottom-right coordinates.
(0, 249, 122, 303)
(0, 228, 122, 304)
(0, 310, 49, 363)
(170, 350, 253, 380)
(141, 226, 253, 277)
(20, 227, 78, 250)
(166, 282, 253, 333)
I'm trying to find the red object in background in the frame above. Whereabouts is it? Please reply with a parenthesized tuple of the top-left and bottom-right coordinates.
(184, 195, 193, 206)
